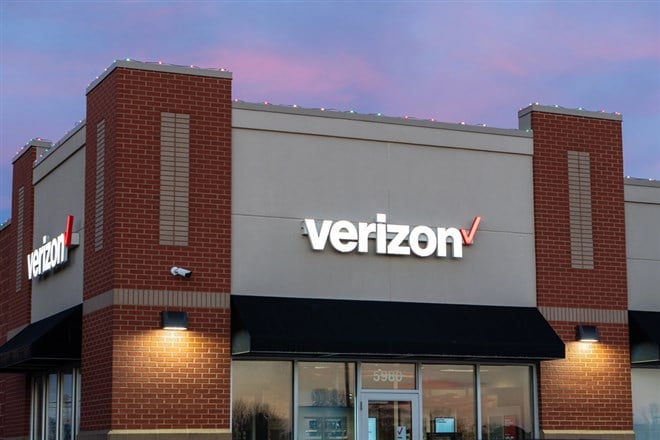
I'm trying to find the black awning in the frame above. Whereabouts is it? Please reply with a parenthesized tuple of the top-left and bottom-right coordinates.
(629, 310, 660, 365)
(0, 304, 82, 372)
(231, 296, 564, 360)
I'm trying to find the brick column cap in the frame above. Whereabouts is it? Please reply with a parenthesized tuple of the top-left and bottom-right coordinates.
(518, 104, 623, 122)
(86, 59, 233, 95)
(12, 139, 52, 164)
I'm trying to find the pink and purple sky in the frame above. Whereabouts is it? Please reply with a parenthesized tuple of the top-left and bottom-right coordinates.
(1, 1, 659, 223)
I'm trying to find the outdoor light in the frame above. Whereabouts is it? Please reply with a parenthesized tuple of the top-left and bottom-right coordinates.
(576, 325, 600, 342)
(161, 311, 188, 330)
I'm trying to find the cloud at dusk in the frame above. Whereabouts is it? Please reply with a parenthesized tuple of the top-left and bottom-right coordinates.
(1, 1, 658, 222)
(207, 48, 391, 106)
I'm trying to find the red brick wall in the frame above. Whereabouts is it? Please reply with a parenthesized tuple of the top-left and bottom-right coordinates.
(81, 64, 232, 432)
(0, 218, 29, 438)
(529, 109, 632, 431)
(0, 219, 12, 440)
(8, 146, 37, 328)
(0, 145, 39, 439)
(531, 111, 627, 309)
(111, 305, 230, 428)
(82, 305, 231, 431)
(80, 307, 114, 430)
(84, 67, 232, 300)
(0, 374, 30, 439)
(0, 224, 8, 439)
(539, 322, 632, 430)
(84, 72, 118, 300)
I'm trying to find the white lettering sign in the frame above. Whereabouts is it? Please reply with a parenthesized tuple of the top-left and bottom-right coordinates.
(302, 213, 481, 259)
(373, 368, 404, 383)
(27, 215, 79, 280)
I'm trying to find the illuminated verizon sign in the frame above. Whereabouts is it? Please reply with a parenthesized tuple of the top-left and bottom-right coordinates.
(27, 215, 79, 280)
(302, 213, 481, 259)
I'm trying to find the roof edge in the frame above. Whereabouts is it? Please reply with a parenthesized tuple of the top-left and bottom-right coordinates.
(86, 59, 232, 95)
(518, 104, 622, 121)
(233, 101, 533, 138)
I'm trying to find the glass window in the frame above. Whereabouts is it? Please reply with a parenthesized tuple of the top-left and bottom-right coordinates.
(480, 366, 533, 440)
(632, 368, 660, 440)
(422, 365, 476, 440)
(297, 362, 355, 440)
(60, 374, 73, 440)
(47, 373, 57, 440)
(361, 363, 416, 390)
(232, 361, 293, 440)
(229, 361, 537, 440)
(32, 376, 44, 439)
(32, 370, 80, 440)
(368, 399, 414, 440)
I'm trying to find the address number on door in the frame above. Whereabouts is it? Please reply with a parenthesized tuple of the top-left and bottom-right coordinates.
(373, 369, 403, 382)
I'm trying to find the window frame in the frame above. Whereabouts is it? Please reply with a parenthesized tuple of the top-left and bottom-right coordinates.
(30, 369, 81, 440)
(231, 360, 538, 440)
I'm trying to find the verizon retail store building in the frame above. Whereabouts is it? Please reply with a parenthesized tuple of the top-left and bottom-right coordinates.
(0, 61, 658, 440)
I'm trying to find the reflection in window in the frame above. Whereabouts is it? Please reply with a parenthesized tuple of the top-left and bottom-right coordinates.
(480, 366, 533, 440)
(368, 399, 413, 440)
(60, 374, 73, 440)
(31, 370, 80, 440)
(230, 361, 536, 440)
(232, 361, 293, 440)
(632, 368, 660, 440)
(47, 374, 57, 440)
(422, 365, 475, 440)
(33, 376, 44, 439)
(298, 362, 355, 440)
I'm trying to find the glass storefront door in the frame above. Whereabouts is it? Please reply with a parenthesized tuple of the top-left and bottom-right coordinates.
(360, 393, 419, 440)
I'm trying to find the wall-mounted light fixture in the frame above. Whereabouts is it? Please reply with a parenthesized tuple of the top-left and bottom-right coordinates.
(161, 311, 188, 330)
(576, 325, 600, 342)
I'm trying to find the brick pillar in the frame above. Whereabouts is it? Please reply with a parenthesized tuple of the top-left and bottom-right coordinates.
(8, 141, 50, 329)
(0, 140, 50, 439)
(0, 224, 11, 440)
(80, 61, 232, 439)
(520, 106, 633, 440)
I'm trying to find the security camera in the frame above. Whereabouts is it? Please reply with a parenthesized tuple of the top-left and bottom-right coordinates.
(170, 266, 192, 278)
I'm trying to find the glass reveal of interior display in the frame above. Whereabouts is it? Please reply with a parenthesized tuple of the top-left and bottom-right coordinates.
(434, 418, 455, 433)
(232, 361, 293, 440)
(361, 363, 416, 390)
(480, 365, 533, 440)
(368, 399, 413, 440)
(297, 362, 355, 440)
(422, 365, 475, 440)
(368, 417, 377, 440)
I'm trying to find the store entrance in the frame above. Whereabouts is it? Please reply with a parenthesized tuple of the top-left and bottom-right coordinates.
(360, 393, 420, 440)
